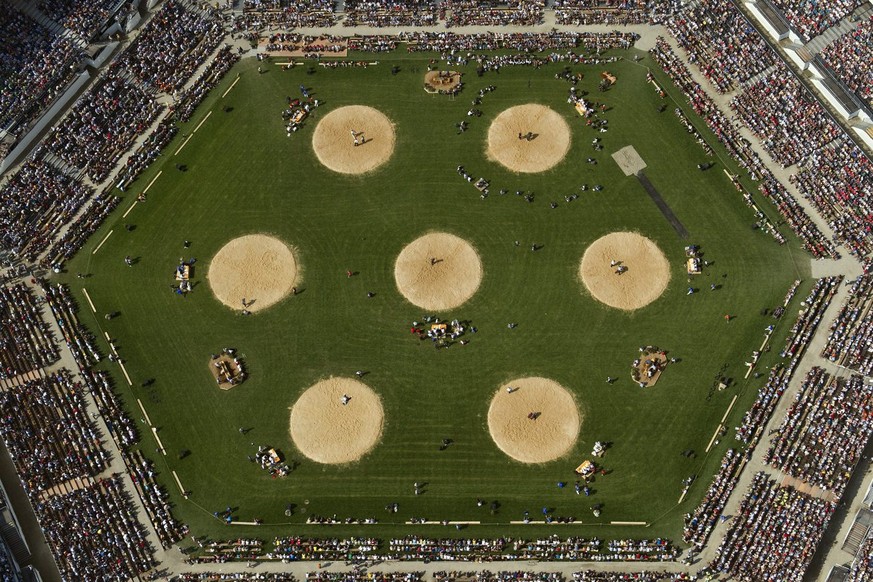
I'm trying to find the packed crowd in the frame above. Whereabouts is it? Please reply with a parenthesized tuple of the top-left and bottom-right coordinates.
(0, 283, 58, 378)
(344, 0, 439, 27)
(42, 190, 121, 269)
(42, 279, 190, 549)
(765, 367, 872, 498)
(819, 14, 873, 107)
(733, 277, 838, 446)
(114, 118, 178, 192)
(770, 0, 863, 40)
(445, 0, 545, 27)
(267, 537, 380, 561)
(572, 573, 694, 581)
(665, 0, 776, 93)
(0, 370, 108, 494)
(0, 499, 17, 582)
(396, 30, 638, 54)
(35, 475, 156, 581)
(649, 39, 838, 259)
(821, 275, 873, 375)
(172, 46, 241, 123)
(188, 538, 265, 563)
(0, 159, 93, 262)
(43, 71, 164, 183)
(757, 175, 840, 259)
(790, 138, 873, 260)
(711, 472, 835, 582)
(0, 4, 83, 138)
(554, 0, 664, 26)
(388, 536, 677, 561)
(848, 529, 873, 582)
(37, 0, 121, 40)
(126, 448, 189, 548)
(433, 573, 560, 582)
(115, 0, 225, 94)
(176, 575, 295, 582)
(44, 283, 101, 371)
(730, 69, 840, 168)
(311, 573, 423, 582)
(781, 276, 842, 359)
(236, 0, 337, 30)
(682, 448, 744, 548)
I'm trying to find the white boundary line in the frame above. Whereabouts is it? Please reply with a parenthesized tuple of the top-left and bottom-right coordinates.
(705, 423, 723, 453)
(142, 170, 162, 194)
(91, 229, 113, 254)
(122, 201, 138, 218)
(81, 288, 96, 312)
(222, 75, 241, 98)
(174, 135, 194, 156)
(137, 399, 153, 426)
(720, 395, 738, 424)
(119, 361, 132, 386)
(192, 110, 212, 134)
(172, 470, 188, 498)
(152, 427, 167, 455)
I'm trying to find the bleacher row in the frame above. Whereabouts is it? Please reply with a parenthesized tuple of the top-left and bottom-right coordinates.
(0, 368, 159, 579)
(821, 274, 873, 375)
(0, 283, 58, 379)
(43, 282, 100, 370)
(173, 574, 694, 582)
(0, 370, 108, 495)
(734, 277, 840, 446)
(682, 448, 744, 549)
(205, 535, 680, 563)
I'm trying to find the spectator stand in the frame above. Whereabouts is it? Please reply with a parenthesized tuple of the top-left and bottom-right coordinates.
(114, 0, 226, 95)
(790, 138, 873, 261)
(821, 274, 873, 375)
(664, 0, 777, 94)
(819, 14, 873, 109)
(34, 0, 128, 43)
(0, 2, 86, 153)
(766, 0, 866, 42)
(0, 159, 93, 264)
(344, 0, 439, 27)
(764, 367, 873, 501)
(236, 0, 337, 30)
(711, 471, 836, 582)
(846, 526, 873, 581)
(0, 282, 59, 385)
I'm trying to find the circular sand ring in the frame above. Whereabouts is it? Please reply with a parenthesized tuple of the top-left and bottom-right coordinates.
(486, 104, 571, 173)
(289, 377, 384, 464)
(579, 231, 671, 311)
(311, 105, 395, 174)
(488, 377, 581, 463)
(394, 232, 483, 311)
(207, 234, 298, 313)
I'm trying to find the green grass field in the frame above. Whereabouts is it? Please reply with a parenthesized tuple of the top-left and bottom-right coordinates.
(65, 47, 811, 545)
